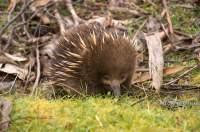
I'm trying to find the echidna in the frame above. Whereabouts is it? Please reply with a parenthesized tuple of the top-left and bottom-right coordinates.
(49, 23, 137, 96)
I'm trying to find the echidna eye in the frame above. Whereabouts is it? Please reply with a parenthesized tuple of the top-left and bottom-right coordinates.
(103, 75, 109, 80)
(120, 74, 126, 80)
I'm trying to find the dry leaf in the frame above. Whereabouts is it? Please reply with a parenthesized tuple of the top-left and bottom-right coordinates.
(0, 63, 28, 80)
(132, 66, 187, 84)
(4, 53, 27, 62)
(132, 72, 151, 83)
(33, 0, 50, 7)
(0, 55, 16, 65)
(164, 66, 186, 75)
(30, 0, 51, 24)
(7, 0, 21, 11)
(38, 14, 50, 24)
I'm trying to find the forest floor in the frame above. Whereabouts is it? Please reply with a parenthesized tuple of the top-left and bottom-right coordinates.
(0, 0, 200, 131)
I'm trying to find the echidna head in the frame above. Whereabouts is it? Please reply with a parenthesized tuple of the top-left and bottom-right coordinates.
(83, 36, 136, 96)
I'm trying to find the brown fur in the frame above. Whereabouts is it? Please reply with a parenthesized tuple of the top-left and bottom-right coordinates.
(49, 23, 137, 96)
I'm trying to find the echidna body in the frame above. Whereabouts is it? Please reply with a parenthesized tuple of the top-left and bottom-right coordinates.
(49, 23, 137, 96)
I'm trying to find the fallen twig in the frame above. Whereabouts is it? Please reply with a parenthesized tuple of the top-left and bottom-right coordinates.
(7, 0, 17, 21)
(109, 6, 143, 17)
(162, 0, 173, 34)
(0, 0, 34, 38)
(128, 2, 149, 14)
(27, 36, 52, 44)
(31, 46, 41, 96)
(164, 65, 198, 85)
(131, 96, 147, 106)
(87, 16, 126, 30)
(132, 19, 147, 42)
(147, 0, 157, 8)
(21, 13, 31, 39)
(65, 0, 84, 25)
(54, 9, 66, 35)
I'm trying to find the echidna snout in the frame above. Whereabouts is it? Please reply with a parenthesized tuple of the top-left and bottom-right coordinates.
(101, 78, 123, 96)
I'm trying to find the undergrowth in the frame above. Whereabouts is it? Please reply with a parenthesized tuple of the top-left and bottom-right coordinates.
(1, 1, 200, 131)
(9, 96, 200, 131)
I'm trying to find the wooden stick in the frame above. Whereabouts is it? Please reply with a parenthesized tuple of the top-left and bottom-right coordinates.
(162, 0, 173, 34)
(31, 46, 41, 96)
(65, 0, 84, 25)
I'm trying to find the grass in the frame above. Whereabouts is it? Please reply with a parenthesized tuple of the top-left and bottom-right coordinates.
(1, 1, 200, 131)
(171, 6, 200, 35)
(8, 96, 200, 132)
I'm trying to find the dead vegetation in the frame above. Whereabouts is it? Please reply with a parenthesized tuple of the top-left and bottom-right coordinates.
(0, 0, 200, 130)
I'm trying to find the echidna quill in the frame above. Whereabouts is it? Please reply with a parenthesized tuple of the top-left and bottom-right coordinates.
(49, 23, 137, 96)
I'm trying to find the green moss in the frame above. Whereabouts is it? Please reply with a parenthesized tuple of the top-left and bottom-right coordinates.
(9, 96, 200, 131)
(1, 1, 200, 131)
(165, 51, 197, 67)
(57, 4, 71, 16)
(171, 6, 200, 35)
(190, 68, 200, 84)
(139, 2, 158, 16)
